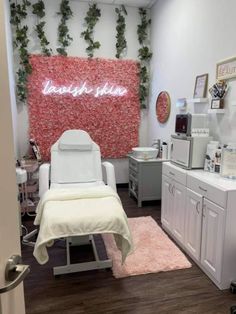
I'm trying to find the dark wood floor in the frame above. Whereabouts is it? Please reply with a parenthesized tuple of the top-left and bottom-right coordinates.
(22, 186, 236, 314)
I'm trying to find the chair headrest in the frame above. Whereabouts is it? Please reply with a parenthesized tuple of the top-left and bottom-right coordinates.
(58, 130, 93, 151)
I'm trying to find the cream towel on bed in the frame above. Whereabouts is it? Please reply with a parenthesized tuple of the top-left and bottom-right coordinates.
(33, 186, 133, 265)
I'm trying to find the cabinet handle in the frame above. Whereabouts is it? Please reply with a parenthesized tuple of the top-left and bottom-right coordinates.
(169, 171, 175, 176)
(199, 186, 207, 193)
(202, 204, 206, 218)
(171, 185, 175, 195)
(196, 201, 200, 214)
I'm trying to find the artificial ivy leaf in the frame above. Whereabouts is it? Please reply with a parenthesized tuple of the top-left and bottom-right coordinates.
(56, 47, 67, 56)
(121, 5, 127, 15)
(93, 41, 100, 49)
(82, 3, 101, 58)
(32, 0, 45, 18)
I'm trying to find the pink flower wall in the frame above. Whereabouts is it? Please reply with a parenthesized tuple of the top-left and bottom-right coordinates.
(28, 55, 141, 160)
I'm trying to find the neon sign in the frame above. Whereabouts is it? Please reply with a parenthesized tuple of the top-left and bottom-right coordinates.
(42, 80, 127, 97)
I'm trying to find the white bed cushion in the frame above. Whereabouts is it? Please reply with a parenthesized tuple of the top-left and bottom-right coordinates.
(50, 181, 105, 190)
(58, 129, 93, 151)
(33, 186, 133, 265)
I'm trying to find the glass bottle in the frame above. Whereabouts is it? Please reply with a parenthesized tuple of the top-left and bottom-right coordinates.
(221, 143, 236, 179)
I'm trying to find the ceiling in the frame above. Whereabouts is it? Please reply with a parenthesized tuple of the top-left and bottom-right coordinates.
(77, 0, 157, 8)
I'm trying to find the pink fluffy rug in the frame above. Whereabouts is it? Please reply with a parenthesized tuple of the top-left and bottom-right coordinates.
(102, 216, 191, 278)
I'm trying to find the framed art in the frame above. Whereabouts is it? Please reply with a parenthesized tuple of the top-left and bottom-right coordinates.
(193, 73, 208, 98)
(216, 56, 236, 80)
(211, 98, 224, 109)
(156, 91, 171, 123)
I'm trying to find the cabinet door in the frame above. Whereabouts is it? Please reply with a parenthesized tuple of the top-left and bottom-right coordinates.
(172, 181, 186, 245)
(161, 175, 173, 231)
(185, 188, 202, 260)
(201, 198, 225, 282)
(140, 163, 162, 200)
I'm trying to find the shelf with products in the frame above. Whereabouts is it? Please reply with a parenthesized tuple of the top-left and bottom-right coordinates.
(208, 109, 225, 114)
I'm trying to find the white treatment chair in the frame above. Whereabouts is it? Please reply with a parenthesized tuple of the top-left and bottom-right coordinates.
(38, 129, 118, 275)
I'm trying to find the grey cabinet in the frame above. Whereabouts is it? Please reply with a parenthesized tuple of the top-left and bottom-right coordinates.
(129, 156, 165, 207)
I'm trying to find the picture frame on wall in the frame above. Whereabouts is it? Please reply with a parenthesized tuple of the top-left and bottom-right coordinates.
(193, 73, 208, 98)
(211, 98, 224, 109)
(216, 56, 236, 80)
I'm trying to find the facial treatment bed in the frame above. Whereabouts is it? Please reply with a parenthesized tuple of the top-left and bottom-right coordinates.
(33, 130, 133, 275)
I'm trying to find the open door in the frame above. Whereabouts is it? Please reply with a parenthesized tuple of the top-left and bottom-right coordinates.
(0, 0, 28, 312)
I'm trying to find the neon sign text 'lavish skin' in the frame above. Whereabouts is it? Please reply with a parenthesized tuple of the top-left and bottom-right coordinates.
(42, 80, 127, 97)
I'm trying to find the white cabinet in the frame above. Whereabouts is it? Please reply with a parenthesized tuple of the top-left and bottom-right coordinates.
(161, 175, 172, 231)
(185, 188, 202, 260)
(161, 162, 236, 290)
(161, 165, 186, 245)
(201, 198, 225, 282)
(172, 181, 186, 244)
(129, 156, 165, 207)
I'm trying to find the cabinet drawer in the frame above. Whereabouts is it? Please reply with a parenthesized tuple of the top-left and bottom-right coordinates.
(129, 167, 138, 180)
(162, 162, 187, 186)
(129, 158, 138, 172)
(187, 175, 227, 208)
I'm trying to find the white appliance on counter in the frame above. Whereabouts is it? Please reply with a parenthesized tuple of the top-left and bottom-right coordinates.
(171, 135, 212, 169)
(175, 113, 209, 137)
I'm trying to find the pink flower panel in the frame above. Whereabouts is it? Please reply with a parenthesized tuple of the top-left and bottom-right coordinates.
(28, 55, 141, 160)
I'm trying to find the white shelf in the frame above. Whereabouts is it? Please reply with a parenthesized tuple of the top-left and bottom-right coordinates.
(208, 109, 225, 114)
(187, 98, 209, 103)
(188, 98, 209, 103)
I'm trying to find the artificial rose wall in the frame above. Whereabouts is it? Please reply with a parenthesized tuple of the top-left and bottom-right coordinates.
(28, 55, 140, 160)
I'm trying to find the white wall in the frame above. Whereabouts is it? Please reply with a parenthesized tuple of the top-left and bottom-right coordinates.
(149, 0, 236, 146)
(15, 0, 150, 182)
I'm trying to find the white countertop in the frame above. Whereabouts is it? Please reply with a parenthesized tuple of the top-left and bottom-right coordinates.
(164, 162, 236, 191)
(188, 169, 236, 191)
(129, 156, 169, 163)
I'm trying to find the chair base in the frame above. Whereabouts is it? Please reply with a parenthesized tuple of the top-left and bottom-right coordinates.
(53, 259, 112, 276)
(22, 228, 37, 247)
(53, 235, 112, 276)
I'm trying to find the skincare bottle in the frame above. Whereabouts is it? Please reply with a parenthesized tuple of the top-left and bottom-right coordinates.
(214, 146, 222, 173)
(162, 142, 168, 159)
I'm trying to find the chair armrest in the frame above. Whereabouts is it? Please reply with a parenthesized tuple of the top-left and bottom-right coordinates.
(102, 161, 117, 192)
(39, 163, 50, 198)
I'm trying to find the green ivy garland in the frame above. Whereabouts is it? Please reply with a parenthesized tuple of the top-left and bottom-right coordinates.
(137, 8, 152, 109)
(57, 0, 73, 56)
(32, 0, 52, 56)
(115, 5, 127, 59)
(10, 0, 31, 103)
(81, 4, 101, 58)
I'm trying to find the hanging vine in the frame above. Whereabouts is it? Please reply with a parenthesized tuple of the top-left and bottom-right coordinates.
(137, 8, 152, 109)
(115, 5, 127, 59)
(32, 0, 52, 56)
(81, 4, 101, 58)
(10, 0, 31, 102)
(57, 0, 73, 56)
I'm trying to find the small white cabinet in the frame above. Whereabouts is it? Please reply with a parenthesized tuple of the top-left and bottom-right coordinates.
(201, 198, 225, 282)
(129, 156, 166, 207)
(172, 181, 186, 244)
(185, 188, 202, 260)
(161, 175, 172, 231)
(161, 162, 236, 290)
(161, 163, 187, 246)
